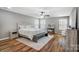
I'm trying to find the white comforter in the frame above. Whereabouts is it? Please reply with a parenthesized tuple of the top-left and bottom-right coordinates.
(19, 28, 47, 40)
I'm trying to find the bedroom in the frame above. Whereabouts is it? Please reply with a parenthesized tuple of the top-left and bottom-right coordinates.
(0, 7, 78, 52)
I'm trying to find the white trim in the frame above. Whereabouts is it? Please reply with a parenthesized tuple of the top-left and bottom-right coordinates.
(0, 37, 9, 41)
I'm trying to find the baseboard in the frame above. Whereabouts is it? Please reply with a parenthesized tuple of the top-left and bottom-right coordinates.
(0, 37, 9, 41)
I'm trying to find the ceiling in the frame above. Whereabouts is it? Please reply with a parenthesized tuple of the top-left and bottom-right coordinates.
(0, 7, 74, 18)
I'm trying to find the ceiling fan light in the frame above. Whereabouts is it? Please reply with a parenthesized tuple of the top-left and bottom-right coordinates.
(40, 15, 44, 18)
(7, 7, 11, 9)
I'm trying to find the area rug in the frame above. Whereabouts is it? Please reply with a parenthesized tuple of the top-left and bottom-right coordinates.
(16, 36, 53, 50)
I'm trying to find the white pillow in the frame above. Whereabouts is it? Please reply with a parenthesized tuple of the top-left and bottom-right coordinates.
(19, 25, 26, 29)
(26, 25, 35, 28)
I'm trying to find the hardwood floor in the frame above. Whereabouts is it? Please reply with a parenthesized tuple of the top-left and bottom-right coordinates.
(0, 34, 64, 52)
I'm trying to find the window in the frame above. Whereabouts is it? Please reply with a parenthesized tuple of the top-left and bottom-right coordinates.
(34, 19, 39, 28)
(34, 19, 46, 29)
(40, 19, 46, 28)
(59, 19, 67, 30)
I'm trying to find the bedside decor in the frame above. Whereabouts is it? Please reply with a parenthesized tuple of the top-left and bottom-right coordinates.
(9, 31, 18, 39)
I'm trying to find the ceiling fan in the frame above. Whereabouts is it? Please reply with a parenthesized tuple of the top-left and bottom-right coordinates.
(40, 11, 50, 18)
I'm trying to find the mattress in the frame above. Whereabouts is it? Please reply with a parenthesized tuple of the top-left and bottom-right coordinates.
(19, 28, 47, 40)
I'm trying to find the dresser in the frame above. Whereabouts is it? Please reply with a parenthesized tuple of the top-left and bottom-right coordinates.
(77, 29, 79, 51)
(65, 29, 77, 52)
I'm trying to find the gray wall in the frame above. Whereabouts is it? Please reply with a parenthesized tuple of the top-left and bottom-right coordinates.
(46, 16, 69, 32)
(0, 9, 36, 39)
(0, 8, 69, 39)
(69, 8, 76, 28)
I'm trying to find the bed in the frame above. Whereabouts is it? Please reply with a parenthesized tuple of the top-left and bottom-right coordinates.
(18, 25, 47, 42)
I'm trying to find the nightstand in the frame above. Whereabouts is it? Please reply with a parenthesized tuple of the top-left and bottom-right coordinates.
(9, 31, 18, 39)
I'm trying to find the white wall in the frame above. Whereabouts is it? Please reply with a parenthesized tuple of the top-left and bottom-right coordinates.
(78, 8, 79, 29)
(0, 9, 36, 39)
(69, 8, 76, 28)
(46, 16, 69, 32)
(0, 8, 69, 39)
